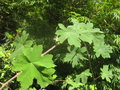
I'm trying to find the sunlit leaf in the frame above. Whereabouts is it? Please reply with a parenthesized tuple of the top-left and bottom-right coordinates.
(12, 45, 56, 89)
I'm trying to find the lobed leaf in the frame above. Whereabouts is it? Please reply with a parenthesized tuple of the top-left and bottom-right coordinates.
(12, 45, 56, 89)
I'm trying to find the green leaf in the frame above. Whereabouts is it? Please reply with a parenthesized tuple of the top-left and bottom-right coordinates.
(3, 87, 9, 90)
(64, 46, 87, 67)
(5, 32, 13, 39)
(56, 25, 81, 47)
(13, 31, 28, 47)
(58, 24, 66, 30)
(75, 69, 92, 84)
(56, 19, 113, 59)
(100, 65, 113, 82)
(62, 76, 84, 90)
(12, 45, 56, 89)
(10, 31, 33, 59)
(29, 88, 36, 90)
(0, 47, 6, 57)
(94, 43, 112, 58)
(77, 23, 103, 45)
(55, 19, 106, 50)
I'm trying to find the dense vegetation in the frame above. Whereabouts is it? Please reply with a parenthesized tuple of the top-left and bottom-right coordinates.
(0, 0, 120, 90)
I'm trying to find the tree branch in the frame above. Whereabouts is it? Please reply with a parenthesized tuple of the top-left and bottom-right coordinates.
(41, 45, 57, 56)
(0, 44, 57, 90)
(0, 82, 3, 85)
(0, 71, 22, 90)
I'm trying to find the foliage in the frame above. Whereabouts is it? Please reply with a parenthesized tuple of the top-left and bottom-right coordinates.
(0, 0, 120, 90)
(12, 45, 56, 89)
(56, 19, 104, 47)
(110, 8, 120, 21)
(100, 65, 113, 82)
(56, 19, 112, 69)
(62, 76, 84, 90)
(75, 69, 92, 84)
(10, 31, 33, 59)
(64, 46, 87, 67)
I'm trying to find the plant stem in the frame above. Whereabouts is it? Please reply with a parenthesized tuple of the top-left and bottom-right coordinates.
(41, 45, 57, 56)
(0, 72, 22, 90)
(0, 44, 58, 89)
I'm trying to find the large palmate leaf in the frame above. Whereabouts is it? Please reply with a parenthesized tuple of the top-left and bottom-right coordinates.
(56, 24, 81, 47)
(100, 65, 113, 82)
(64, 46, 87, 67)
(12, 45, 56, 89)
(56, 19, 112, 58)
(56, 19, 102, 47)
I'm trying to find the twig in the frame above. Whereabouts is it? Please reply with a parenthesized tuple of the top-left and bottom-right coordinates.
(41, 45, 57, 56)
(0, 44, 58, 90)
(94, 76, 101, 81)
(54, 80, 65, 82)
(0, 82, 3, 85)
(0, 71, 22, 90)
